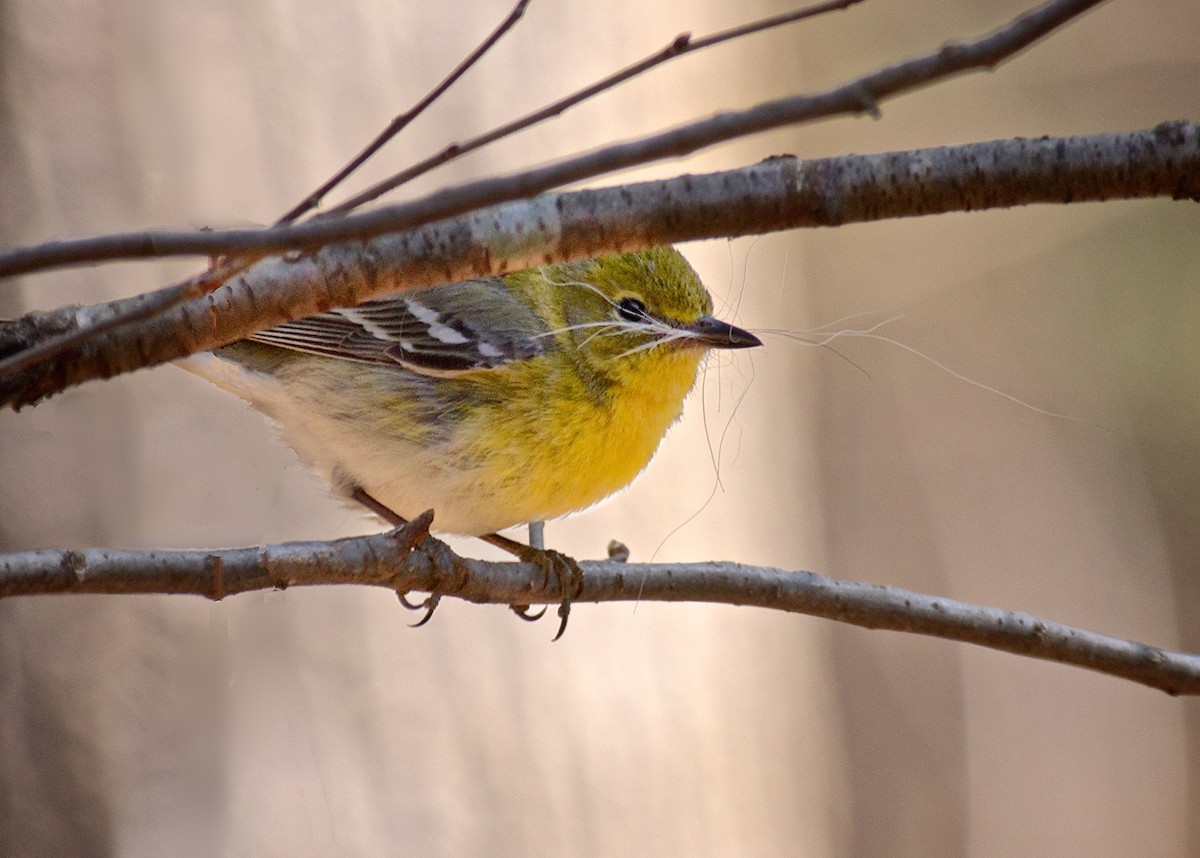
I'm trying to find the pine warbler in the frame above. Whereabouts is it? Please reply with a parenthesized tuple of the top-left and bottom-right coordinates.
(182, 246, 760, 540)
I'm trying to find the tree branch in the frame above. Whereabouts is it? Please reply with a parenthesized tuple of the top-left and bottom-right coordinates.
(3, 524, 1197, 696)
(0, 0, 1111, 280)
(2, 124, 1198, 407)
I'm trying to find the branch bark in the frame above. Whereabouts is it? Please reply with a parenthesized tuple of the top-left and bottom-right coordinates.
(3, 525, 1197, 696)
(3, 124, 1198, 407)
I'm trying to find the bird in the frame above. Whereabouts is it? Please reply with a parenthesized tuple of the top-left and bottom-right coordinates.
(180, 245, 761, 633)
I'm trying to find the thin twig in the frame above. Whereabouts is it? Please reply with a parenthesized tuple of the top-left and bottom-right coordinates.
(0, 257, 254, 381)
(275, 0, 532, 225)
(0, 0, 1110, 279)
(2, 534, 1197, 695)
(326, 0, 863, 215)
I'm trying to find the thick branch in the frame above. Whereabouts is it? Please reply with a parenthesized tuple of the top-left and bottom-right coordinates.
(3, 125, 1198, 407)
(2, 530, 1197, 696)
(0, 0, 1110, 279)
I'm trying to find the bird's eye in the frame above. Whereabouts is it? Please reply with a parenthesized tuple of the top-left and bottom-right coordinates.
(617, 297, 648, 323)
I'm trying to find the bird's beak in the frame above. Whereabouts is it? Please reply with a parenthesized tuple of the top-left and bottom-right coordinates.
(684, 316, 763, 350)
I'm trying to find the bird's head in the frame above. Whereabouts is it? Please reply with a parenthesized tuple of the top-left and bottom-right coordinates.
(538, 247, 761, 380)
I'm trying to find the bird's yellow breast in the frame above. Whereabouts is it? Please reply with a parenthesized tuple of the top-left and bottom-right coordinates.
(448, 347, 705, 531)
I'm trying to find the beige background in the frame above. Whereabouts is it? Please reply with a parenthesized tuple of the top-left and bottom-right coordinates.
(1, 0, 1198, 855)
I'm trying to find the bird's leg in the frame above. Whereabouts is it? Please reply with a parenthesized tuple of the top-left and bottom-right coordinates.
(483, 523, 582, 641)
(349, 485, 407, 527)
(348, 486, 444, 627)
(528, 520, 545, 551)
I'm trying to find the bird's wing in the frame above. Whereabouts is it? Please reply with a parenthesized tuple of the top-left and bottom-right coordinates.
(246, 277, 549, 376)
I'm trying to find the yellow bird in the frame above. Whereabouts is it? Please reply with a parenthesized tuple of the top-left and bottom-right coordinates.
(181, 246, 760, 632)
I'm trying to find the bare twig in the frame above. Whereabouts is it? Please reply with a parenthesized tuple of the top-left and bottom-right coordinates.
(2, 532, 1197, 695)
(276, 0, 532, 225)
(3, 124, 1197, 406)
(327, 0, 864, 215)
(0, 257, 254, 382)
(0, 0, 1110, 280)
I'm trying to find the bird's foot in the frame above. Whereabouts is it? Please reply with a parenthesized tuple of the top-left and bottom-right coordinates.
(516, 547, 583, 642)
(484, 531, 582, 640)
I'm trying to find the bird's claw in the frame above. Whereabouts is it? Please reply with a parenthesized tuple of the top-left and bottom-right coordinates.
(552, 601, 571, 643)
(397, 591, 423, 611)
(398, 590, 441, 628)
(510, 604, 547, 622)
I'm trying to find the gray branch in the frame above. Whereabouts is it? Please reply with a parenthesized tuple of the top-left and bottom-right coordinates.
(3, 124, 1198, 407)
(2, 522, 1197, 696)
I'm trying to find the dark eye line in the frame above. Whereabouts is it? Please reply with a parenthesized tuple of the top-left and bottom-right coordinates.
(617, 296, 649, 323)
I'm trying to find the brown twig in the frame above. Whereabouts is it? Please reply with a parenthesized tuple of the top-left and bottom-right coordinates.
(2, 533, 1197, 695)
(275, 0, 532, 225)
(0, 0, 1111, 280)
(325, 0, 864, 216)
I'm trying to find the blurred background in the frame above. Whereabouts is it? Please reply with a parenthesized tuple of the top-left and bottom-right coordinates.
(1, 0, 1197, 854)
